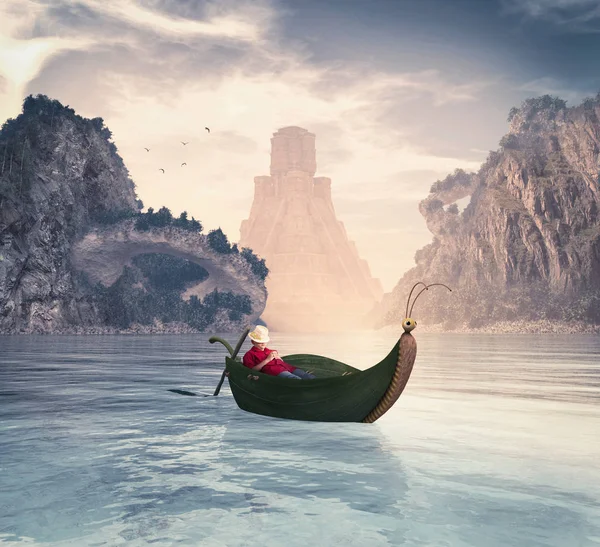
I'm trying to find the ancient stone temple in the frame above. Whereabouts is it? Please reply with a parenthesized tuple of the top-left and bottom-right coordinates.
(239, 126, 384, 332)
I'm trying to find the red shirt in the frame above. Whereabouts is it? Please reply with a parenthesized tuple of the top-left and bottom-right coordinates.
(242, 346, 296, 376)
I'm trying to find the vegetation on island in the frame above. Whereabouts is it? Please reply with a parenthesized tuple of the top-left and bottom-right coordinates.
(134, 207, 202, 232)
(507, 94, 568, 124)
(88, 253, 253, 330)
(429, 168, 472, 194)
(96, 204, 269, 281)
(206, 227, 269, 280)
(1, 94, 127, 180)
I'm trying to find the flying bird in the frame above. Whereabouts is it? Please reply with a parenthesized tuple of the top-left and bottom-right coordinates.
(144, 147, 150, 152)
(205, 127, 210, 133)
(181, 162, 187, 166)
(159, 168, 165, 173)
(181, 141, 189, 145)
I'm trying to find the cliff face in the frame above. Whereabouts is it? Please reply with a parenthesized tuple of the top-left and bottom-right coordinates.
(0, 95, 140, 332)
(0, 95, 266, 333)
(378, 94, 600, 329)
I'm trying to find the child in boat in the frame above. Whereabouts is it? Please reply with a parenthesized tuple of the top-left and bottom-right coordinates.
(243, 326, 316, 380)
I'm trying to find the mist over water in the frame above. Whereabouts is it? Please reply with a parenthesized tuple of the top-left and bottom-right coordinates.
(1, 332, 599, 546)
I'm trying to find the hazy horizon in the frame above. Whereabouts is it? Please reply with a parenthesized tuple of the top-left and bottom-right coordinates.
(2, 0, 600, 291)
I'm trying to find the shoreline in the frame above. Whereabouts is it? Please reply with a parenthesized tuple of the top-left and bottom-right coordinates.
(379, 319, 600, 335)
(2, 319, 600, 335)
(1, 321, 205, 336)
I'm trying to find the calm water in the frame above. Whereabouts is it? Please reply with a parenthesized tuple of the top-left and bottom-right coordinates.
(1, 331, 599, 547)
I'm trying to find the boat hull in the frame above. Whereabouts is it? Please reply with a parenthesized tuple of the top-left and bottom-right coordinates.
(225, 342, 399, 422)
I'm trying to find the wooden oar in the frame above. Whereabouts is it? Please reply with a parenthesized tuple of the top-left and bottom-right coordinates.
(169, 327, 251, 398)
(209, 327, 251, 396)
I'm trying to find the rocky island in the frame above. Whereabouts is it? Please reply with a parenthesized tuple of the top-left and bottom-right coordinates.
(0, 95, 268, 334)
(377, 94, 600, 333)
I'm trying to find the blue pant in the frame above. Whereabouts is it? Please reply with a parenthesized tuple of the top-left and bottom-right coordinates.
(278, 369, 316, 380)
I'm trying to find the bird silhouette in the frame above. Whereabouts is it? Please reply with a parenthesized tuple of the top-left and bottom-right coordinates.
(181, 141, 189, 145)
(205, 127, 210, 133)
(159, 168, 165, 173)
(181, 162, 187, 166)
(144, 147, 150, 152)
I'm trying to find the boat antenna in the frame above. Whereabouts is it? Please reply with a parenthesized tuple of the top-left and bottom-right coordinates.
(406, 281, 428, 318)
(409, 283, 453, 318)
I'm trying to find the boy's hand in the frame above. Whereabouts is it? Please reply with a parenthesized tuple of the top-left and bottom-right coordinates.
(270, 350, 279, 359)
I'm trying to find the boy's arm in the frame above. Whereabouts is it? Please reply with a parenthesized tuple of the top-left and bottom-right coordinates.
(243, 351, 273, 371)
(252, 355, 273, 371)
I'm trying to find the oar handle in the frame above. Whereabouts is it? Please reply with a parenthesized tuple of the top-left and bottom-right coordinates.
(208, 336, 234, 356)
(231, 327, 251, 359)
(211, 327, 251, 396)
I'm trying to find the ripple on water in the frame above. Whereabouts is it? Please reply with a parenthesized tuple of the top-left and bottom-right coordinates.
(0, 332, 599, 546)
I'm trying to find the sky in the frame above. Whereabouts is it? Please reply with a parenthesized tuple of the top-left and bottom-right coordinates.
(1, 0, 600, 292)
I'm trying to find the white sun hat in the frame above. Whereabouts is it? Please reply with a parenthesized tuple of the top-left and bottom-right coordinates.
(248, 325, 270, 343)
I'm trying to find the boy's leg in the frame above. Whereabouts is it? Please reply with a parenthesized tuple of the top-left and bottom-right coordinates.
(291, 368, 316, 379)
(278, 371, 301, 380)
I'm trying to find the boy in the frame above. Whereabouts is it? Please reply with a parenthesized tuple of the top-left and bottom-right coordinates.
(243, 326, 316, 380)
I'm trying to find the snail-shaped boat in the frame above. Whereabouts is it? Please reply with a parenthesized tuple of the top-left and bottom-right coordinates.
(208, 282, 451, 423)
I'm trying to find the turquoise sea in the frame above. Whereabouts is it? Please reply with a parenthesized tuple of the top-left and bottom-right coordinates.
(1, 331, 599, 546)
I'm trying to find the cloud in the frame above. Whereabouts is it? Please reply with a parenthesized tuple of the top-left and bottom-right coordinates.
(371, 70, 492, 108)
(309, 66, 492, 109)
(0, 35, 92, 88)
(501, 0, 600, 31)
(338, 170, 457, 202)
(0, 0, 277, 120)
(1, 0, 276, 88)
(33, 0, 275, 42)
(0, 0, 492, 291)
(0, 0, 96, 122)
(86, 0, 262, 41)
(517, 76, 595, 104)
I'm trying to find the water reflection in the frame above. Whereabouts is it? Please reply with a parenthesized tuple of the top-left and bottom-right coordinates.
(217, 414, 410, 516)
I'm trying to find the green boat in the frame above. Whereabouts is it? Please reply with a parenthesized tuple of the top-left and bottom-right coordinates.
(207, 282, 451, 423)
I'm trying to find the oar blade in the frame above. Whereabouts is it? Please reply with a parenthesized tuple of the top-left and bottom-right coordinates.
(168, 389, 212, 397)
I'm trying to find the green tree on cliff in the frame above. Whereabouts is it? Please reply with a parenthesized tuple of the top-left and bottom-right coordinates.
(207, 228, 233, 253)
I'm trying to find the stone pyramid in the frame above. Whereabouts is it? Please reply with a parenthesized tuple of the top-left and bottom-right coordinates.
(239, 126, 383, 332)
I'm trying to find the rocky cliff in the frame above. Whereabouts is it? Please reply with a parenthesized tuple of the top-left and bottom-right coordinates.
(378, 94, 600, 330)
(0, 95, 267, 334)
